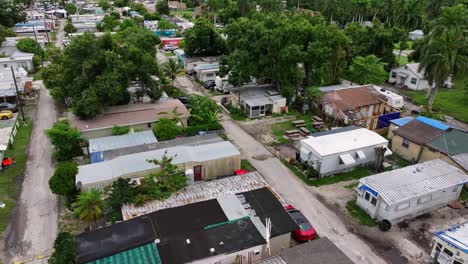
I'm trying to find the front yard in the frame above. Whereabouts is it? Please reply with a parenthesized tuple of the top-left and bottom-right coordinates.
(400, 76, 468, 122)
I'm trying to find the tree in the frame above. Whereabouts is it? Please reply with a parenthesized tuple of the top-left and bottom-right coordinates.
(98, 0, 111, 11)
(184, 18, 227, 57)
(16, 38, 43, 55)
(188, 95, 220, 126)
(416, 4, 468, 108)
(152, 118, 182, 140)
(113, 0, 130, 7)
(304, 86, 322, 111)
(135, 153, 187, 204)
(107, 178, 137, 220)
(164, 59, 183, 87)
(48, 232, 76, 264)
(98, 14, 121, 31)
(156, 1, 170, 15)
(0, 25, 16, 44)
(0, 0, 26, 27)
(49, 162, 79, 199)
(64, 20, 77, 33)
(348, 55, 388, 85)
(73, 189, 106, 224)
(46, 120, 83, 161)
(65, 3, 77, 16)
(157, 18, 177, 30)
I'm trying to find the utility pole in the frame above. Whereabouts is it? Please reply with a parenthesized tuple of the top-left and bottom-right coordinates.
(10, 67, 26, 123)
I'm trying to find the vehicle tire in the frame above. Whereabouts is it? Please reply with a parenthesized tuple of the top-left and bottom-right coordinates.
(379, 220, 392, 232)
(1, 116, 7, 120)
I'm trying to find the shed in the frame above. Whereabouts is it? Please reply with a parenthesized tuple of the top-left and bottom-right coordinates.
(88, 131, 158, 163)
(299, 127, 391, 177)
(230, 86, 287, 118)
(76, 140, 241, 190)
(357, 159, 468, 224)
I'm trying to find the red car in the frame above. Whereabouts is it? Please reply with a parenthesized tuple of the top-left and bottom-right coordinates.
(285, 205, 317, 242)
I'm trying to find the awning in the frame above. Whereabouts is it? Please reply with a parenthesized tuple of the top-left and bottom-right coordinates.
(356, 150, 366, 160)
(359, 185, 378, 197)
(339, 153, 356, 166)
(384, 148, 393, 156)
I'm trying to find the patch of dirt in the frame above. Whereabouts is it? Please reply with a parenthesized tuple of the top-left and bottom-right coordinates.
(252, 154, 271, 161)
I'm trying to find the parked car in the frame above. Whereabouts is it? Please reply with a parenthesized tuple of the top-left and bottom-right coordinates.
(0, 102, 18, 112)
(285, 205, 317, 242)
(163, 44, 177, 52)
(203, 80, 216, 89)
(0, 110, 14, 120)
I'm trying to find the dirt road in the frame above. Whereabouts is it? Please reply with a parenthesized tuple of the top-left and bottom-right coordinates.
(54, 19, 65, 48)
(4, 83, 58, 263)
(222, 118, 388, 264)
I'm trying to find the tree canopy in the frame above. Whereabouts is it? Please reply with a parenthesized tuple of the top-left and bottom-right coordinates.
(45, 120, 83, 161)
(73, 189, 106, 223)
(0, 0, 26, 27)
(348, 55, 388, 84)
(48, 232, 76, 264)
(49, 162, 79, 199)
(156, 1, 170, 15)
(184, 18, 227, 57)
(153, 118, 182, 140)
(42, 22, 161, 119)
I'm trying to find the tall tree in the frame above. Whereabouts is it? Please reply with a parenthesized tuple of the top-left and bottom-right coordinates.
(107, 178, 137, 220)
(46, 120, 83, 161)
(184, 18, 227, 56)
(164, 59, 184, 87)
(348, 55, 388, 84)
(0, 0, 26, 27)
(49, 162, 79, 199)
(73, 189, 106, 224)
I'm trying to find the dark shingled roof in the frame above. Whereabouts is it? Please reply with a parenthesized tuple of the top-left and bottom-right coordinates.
(280, 237, 354, 264)
(393, 119, 445, 145)
(76, 187, 297, 264)
(426, 129, 468, 156)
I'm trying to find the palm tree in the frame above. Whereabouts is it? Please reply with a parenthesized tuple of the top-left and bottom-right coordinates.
(417, 5, 468, 108)
(72, 189, 106, 225)
(164, 59, 184, 87)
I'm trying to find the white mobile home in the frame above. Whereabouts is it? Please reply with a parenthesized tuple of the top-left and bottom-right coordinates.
(357, 159, 468, 225)
(230, 85, 286, 118)
(194, 63, 219, 82)
(409, 29, 424, 40)
(299, 126, 391, 177)
(431, 221, 468, 264)
(389, 63, 453, 91)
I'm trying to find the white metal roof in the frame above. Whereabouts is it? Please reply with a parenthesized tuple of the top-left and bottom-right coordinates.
(301, 128, 388, 156)
(88, 131, 157, 153)
(76, 141, 241, 187)
(359, 159, 468, 205)
(435, 221, 468, 253)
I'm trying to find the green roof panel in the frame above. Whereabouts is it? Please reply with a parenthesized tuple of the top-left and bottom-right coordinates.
(87, 243, 162, 264)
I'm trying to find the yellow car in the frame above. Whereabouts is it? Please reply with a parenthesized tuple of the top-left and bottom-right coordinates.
(0, 110, 13, 120)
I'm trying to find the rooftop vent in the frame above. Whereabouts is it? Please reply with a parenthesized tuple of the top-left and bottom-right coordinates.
(209, 248, 215, 254)
(186, 239, 191, 244)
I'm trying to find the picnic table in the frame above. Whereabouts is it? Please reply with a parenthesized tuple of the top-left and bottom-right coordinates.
(312, 116, 323, 122)
(285, 129, 301, 137)
(293, 120, 306, 127)
(299, 127, 310, 136)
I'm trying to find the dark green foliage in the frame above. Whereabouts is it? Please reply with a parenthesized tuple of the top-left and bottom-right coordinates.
(157, 18, 177, 30)
(112, 126, 130, 135)
(156, 1, 170, 15)
(46, 120, 83, 161)
(64, 20, 77, 33)
(184, 18, 227, 57)
(163, 85, 187, 98)
(135, 154, 188, 205)
(0, 1, 26, 27)
(65, 3, 77, 15)
(348, 55, 388, 84)
(48, 232, 76, 264)
(107, 178, 137, 221)
(98, 14, 121, 31)
(49, 162, 79, 198)
(188, 95, 220, 126)
(113, 0, 130, 7)
(0, 25, 16, 44)
(16, 38, 43, 56)
(153, 118, 182, 140)
(43, 23, 160, 119)
(98, 0, 111, 11)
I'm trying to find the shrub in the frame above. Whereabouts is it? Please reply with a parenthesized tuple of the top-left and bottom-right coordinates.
(46, 120, 84, 161)
(112, 125, 130, 135)
(49, 162, 79, 199)
(48, 232, 76, 264)
(152, 118, 181, 140)
(163, 85, 187, 98)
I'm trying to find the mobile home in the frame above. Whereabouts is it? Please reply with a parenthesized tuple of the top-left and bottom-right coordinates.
(357, 159, 468, 225)
(431, 221, 468, 264)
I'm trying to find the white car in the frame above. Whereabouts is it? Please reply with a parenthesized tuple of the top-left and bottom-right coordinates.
(163, 45, 177, 52)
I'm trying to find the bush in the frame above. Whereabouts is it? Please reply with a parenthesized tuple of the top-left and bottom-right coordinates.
(156, 1, 169, 15)
(46, 120, 84, 161)
(163, 85, 187, 98)
(112, 125, 130, 135)
(49, 162, 79, 199)
(152, 118, 181, 140)
(16, 38, 42, 54)
(48, 232, 76, 264)
(183, 122, 223, 136)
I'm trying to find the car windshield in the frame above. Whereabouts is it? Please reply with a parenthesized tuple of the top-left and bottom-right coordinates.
(289, 211, 312, 230)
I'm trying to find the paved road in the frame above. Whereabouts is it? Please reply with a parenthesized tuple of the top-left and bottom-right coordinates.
(6, 84, 58, 264)
(222, 118, 387, 264)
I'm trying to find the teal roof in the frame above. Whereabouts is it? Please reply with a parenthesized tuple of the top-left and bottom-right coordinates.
(427, 129, 468, 156)
(87, 243, 162, 264)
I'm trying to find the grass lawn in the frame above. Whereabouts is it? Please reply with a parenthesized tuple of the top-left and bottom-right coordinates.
(400, 76, 468, 122)
(346, 200, 378, 227)
(225, 104, 248, 121)
(170, 10, 193, 19)
(393, 41, 414, 50)
(460, 186, 468, 201)
(166, 52, 176, 57)
(0, 120, 33, 234)
(309, 167, 371, 187)
(271, 114, 316, 144)
(241, 159, 255, 171)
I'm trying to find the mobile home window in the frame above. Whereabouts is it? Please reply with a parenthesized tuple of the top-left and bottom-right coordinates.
(443, 248, 454, 257)
(402, 138, 410, 148)
(391, 71, 397, 78)
(410, 77, 417, 84)
(418, 195, 432, 204)
(364, 192, 371, 201)
(371, 197, 377, 206)
(396, 202, 410, 211)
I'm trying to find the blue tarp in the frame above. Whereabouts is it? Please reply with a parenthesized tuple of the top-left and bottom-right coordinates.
(416, 116, 451, 131)
(377, 112, 401, 128)
(390, 116, 414, 127)
(90, 152, 105, 164)
(359, 185, 378, 197)
(155, 29, 176, 37)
